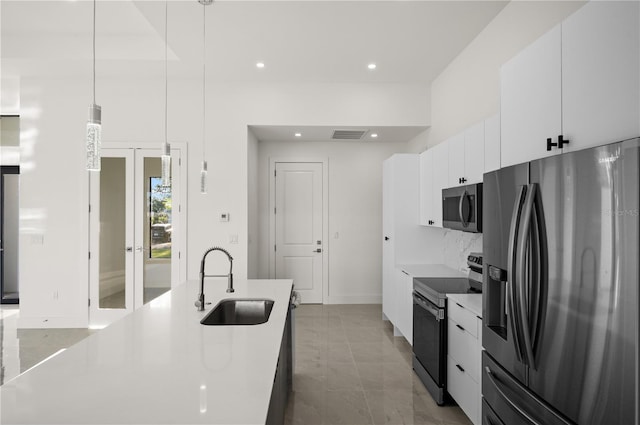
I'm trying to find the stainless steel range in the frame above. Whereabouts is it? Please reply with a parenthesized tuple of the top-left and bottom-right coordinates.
(412, 253, 482, 405)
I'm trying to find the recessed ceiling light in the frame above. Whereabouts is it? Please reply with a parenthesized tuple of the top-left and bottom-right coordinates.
(368, 63, 377, 70)
(371, 133, 378, 138)
(294, 133, 302, 137)
(256, 62, 265, 69)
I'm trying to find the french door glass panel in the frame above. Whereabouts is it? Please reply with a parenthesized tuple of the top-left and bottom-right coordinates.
(91, 148, 178, 327)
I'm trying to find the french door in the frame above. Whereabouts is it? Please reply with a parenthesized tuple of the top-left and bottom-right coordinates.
(89, 147, 183, 327)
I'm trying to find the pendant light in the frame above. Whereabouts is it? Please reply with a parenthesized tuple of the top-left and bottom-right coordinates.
(161, 0, 171, 187)
(199, 0, 212, 194)
(86, 0, 101, 171)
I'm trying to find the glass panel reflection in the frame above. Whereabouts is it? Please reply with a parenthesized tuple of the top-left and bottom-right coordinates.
(99, 158, 126, 309)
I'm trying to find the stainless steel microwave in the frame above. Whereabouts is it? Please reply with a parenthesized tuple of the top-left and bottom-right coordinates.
(442, 183, 482, 233)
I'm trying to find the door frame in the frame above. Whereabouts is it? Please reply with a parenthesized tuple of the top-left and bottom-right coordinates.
(88, 142, 187, 327)
(1, 165, 20, 304)
(269, 157, 329, 303)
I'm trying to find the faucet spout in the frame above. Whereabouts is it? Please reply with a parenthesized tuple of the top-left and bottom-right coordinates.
(196, 246, 234, 311)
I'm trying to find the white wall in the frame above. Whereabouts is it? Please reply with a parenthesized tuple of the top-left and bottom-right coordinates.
(16, 76, 429, 327)
(257, 140, 405, 303)
(408, 1, 585, 153)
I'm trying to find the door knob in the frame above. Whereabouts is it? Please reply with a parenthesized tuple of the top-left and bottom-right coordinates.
(126, 247, 133, 252)
(313, 248, 322, 253)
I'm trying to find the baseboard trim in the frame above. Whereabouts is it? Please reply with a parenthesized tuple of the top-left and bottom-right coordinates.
(18, 316, 88, 329)
(323, 295, 382, 305)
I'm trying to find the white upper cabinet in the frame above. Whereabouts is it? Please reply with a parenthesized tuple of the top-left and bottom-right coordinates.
(419, 142, 448, 228)
(500, 24, 562, 168)
(464, 121, 485, 184)
(431, 142, 449, 228)
(484, 114, 501, 173)
(447, 124, 485, 187)
(501, 2, 640, 167)
(419, 149, 434, 226)
(447, 133, 465, 187)
(561, 1, 639, 152)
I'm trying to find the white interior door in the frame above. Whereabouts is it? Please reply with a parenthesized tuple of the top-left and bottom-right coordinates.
(90, 147, 182, 327)
(274, 162, 323, 304)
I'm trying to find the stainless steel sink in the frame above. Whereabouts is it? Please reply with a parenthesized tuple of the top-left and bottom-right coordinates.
(201, 298, 274, 325)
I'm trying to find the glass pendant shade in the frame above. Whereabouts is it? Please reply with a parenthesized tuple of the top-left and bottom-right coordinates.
(200, 160, 208, 194)
(86, 104, 102, 171)
(161, 141, 171, 187)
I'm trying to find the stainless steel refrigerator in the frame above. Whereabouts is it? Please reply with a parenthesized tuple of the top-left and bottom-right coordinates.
(482, 138, 639, 425)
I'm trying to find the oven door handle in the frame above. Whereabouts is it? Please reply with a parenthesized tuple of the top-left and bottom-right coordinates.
(413, 293, 442, 321)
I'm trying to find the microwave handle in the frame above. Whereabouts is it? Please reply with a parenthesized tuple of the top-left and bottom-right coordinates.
(458, 190, 469, 228)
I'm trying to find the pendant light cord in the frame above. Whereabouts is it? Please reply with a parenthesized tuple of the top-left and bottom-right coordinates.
(165, 0, 168, 146)
(202, 2, 206, 160)
(93, 0, 96, 104)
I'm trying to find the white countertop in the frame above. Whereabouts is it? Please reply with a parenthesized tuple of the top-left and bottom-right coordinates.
(1, 278, 293, 425)
(447, 293, 483, 318)
(396, 263, 466, 278)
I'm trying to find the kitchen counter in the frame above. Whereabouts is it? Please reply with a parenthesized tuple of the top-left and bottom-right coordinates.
(447, 293, 482, 318)
(396, 263, 466, 278)
(0, 278, 294, 425)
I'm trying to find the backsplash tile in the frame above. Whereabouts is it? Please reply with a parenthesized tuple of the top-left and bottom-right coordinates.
(442, 229, 482, 273)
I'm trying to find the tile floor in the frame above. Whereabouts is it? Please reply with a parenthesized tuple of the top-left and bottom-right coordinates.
(286, 304, 471, 425)
(0, 303, 472, 425)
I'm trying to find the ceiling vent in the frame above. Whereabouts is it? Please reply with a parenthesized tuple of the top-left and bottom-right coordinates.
(331, 129, 367, 140)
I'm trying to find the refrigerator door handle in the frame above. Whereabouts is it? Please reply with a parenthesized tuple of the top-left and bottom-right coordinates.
(507, 185, 527, 362)
(484, 366, 542, 425)
(458, 189, 469, 228)
(516, 183, 538, 368)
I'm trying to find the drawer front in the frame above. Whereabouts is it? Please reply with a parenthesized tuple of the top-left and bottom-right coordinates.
(447, 355, 480, 425)
(448, 300, 478, 338)
(448, 319, 480, 383)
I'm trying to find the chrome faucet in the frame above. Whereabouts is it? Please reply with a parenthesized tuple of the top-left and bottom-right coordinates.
(195, 246, 234, 311)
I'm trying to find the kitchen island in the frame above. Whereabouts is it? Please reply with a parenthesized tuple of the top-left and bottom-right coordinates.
(0, 278, 294, 424)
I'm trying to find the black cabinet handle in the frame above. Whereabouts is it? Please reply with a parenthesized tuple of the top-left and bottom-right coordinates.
(547, 135, 569, 151)
(428, 220, 434, 225)
(558, 134, 569, 148)
(456, 364, 465, 373)
(460, 177, 467, 184)
(384, 236, 389, 241)
(456, 324, 465, 331)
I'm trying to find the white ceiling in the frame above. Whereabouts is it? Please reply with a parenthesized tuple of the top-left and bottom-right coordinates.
(250, 125, 428, 144)
(2, 0, 508, 82)
(1, 0, 508, 143)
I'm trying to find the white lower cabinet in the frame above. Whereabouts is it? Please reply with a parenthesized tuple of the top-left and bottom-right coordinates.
(395, 268, 413, 345)
(447, 298, 482, 425)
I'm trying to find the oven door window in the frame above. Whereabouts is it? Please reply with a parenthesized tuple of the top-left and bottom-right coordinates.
(413, 296, 445, 385)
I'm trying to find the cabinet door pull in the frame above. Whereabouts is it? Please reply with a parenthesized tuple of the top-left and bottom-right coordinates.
(456, 364, 465, 373)
(460, 177, 467, 184)
(402, 270, 410, 276)
(546, 137, 557, 151)
(557, 134, 569, 148)
(456, 302, 464, 309)
(456, 324, 465, 331)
